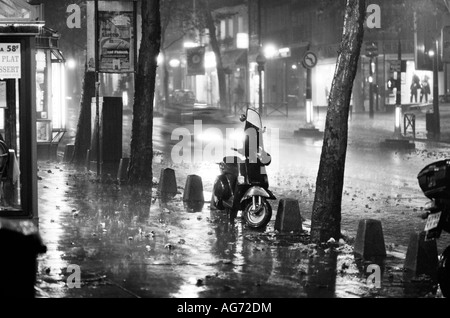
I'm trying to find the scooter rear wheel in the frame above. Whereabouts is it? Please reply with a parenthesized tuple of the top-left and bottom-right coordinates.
(242, 198, 272, 229)
(438, 246, 450, 298)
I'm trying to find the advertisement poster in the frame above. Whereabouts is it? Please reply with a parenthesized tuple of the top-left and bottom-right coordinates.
(0, 81, 6, 108)
(0, 43, 21, 79)
(98, 10, 133, 72)
(186, 46, 205, 76)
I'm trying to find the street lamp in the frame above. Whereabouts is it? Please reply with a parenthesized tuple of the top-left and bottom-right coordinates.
(263, 44, 277, 59)
(66, 58, 76, 70)
(256, 51, 266, 115)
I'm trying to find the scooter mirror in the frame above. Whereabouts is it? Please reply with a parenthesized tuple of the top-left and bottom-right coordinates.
(239, 114, 247, 122)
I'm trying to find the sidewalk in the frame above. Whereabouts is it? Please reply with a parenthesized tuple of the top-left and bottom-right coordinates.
(34, 101, 450, 299)
(260, 102, 450, 146)
(34, 159, 446, 299)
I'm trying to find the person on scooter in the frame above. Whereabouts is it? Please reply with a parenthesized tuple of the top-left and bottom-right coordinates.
(241, 112, 271, 177)
(229, 111, 272, 213)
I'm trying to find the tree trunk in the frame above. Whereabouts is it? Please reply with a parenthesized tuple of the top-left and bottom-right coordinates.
(203, 1, 228, 110)
(127, 0, 161, 185)
(71, 69, 95, 165)
(310, 0, 366, 243)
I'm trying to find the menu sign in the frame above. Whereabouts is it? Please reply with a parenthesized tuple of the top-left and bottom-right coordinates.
(0, 43, 21, 79)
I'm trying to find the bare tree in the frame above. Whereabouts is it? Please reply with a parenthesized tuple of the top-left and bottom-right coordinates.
(160, 0, 198, 112)
(310, 0, 366, 243)
(200, 0, 228, 110)
(127, 0, 161, 185)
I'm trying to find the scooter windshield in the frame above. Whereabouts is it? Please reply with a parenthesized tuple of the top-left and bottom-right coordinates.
(246, 108, 262, 130)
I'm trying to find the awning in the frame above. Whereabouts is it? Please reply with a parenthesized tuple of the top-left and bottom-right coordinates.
(220, 49, 247, 69)
(51, 49, 65, 63)
(0, 0, 36, 20)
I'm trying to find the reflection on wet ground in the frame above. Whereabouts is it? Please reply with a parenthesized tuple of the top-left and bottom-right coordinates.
(35, 161, 444, 298)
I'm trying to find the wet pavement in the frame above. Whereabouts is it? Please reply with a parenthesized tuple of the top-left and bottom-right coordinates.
(34, 159, 446, 299)
(33, 103, 450, 299)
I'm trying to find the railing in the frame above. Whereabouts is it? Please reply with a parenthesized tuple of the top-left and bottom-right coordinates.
(233, 102, 288, 118)
(403, 113, 416, 140)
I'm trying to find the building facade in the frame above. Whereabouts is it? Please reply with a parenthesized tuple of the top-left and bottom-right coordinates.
(255, 0, 450, 115)
(163, 0, 450, 117)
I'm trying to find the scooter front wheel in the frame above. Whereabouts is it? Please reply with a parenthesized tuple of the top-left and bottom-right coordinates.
(242, 197, 272, 229)
(438, 246, 450, 298)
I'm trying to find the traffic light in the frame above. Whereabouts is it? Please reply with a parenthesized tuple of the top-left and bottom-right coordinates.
(387, 78, 396, 91)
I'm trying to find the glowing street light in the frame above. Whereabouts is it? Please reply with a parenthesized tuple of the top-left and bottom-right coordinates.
(66, 58, 76, 69)
(157, 53, 164, 65)
(263, 44, 277, 59)
(169, 58, 181, 68)
(183, 41, 197, 48)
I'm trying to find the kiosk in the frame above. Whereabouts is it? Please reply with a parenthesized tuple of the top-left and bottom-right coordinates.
(0, 0, 42, 221)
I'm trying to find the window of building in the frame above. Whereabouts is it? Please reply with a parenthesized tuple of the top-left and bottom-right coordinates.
(227, 18, 234, 37)
(220, 19, 226, 40)
(238, 16, 244, 33)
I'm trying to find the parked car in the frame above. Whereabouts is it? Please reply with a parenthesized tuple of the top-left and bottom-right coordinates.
(164, 89, 197, 123)
(180, 104, 238, 125)
(171, 89, 196, 105)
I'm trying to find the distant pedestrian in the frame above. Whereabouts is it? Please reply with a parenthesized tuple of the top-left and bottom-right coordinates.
(420, 76, 430, 103)
(410, 74, 420, 103)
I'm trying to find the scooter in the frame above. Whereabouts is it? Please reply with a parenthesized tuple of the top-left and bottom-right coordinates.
(211, 108, 276, 229)
(417, 159, 450, 298)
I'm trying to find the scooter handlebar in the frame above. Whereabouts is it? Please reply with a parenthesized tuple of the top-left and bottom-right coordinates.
(231, 147, 244, 155)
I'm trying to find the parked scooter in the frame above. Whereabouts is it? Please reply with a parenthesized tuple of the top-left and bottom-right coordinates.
(211, 108, 276, 229)
(417, 159, 450, 297)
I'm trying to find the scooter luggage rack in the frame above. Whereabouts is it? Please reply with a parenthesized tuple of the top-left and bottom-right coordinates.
(219, 156, 243, 174)
(417, 159, 450, 199)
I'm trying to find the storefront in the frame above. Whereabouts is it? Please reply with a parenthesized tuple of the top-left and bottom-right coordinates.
(35, 26, 66, 160)
(0, 0, 42, 220)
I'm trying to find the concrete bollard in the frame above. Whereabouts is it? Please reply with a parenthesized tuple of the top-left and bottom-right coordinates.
(184, 201, 205, 212)
(274, 198, 303, 233)
(183, 174, 204, 203)
(354, 219, 387, 258)
(63, 144, 74, 162)
(404, 231, 438, 278)
(158, 168, 178, 198)
(117, 158, 130, 183)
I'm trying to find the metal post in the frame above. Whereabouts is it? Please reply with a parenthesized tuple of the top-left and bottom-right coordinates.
(94, 0, 100, 176)
(258, 0, 262, 115)
(433, 39, 441, 140)
(306, 67, 312, 125)
(258, 67, 263, 114)
(396, 39, 401, 106)
(284, 59, 288, 112)
(394, 38, 402, 137)
(369, 57, 374, 119)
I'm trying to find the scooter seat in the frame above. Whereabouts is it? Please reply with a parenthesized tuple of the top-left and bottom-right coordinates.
(220, 157, 240, 175)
